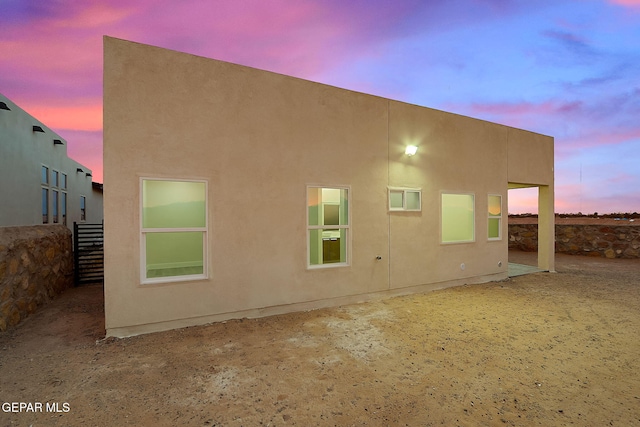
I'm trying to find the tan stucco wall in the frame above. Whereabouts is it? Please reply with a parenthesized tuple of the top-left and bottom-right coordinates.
(507, 129, 554, 186)
(104, 37, 554, 337)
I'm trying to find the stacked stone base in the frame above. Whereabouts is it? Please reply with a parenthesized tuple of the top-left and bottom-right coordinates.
(0, 225, 73, 331)
(509, 223, 640, 258)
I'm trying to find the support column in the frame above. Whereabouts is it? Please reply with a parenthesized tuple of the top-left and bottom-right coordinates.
(538, 185, 555, 272)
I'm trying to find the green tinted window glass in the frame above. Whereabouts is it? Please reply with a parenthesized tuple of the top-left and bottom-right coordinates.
(406, 191, 421, 210)
(390, 191, 403, 209)
(145, 232, 204, 278)
(143, 180, 206, 228)
(488, 218, 500, 239)
(442, 193, 474, 243)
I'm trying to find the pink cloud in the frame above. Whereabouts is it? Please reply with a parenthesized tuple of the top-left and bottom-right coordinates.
(557, 128, 640, 158)
(609, 0, 640, 6)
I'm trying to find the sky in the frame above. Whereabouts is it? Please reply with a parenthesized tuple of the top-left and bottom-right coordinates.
(1, 0, 639, 214)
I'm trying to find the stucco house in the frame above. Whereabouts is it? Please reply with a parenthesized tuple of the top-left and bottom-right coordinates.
(104, 37, 554, 338)
(0, 93, 103, 230)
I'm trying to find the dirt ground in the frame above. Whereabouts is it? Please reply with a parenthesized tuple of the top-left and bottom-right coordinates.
(1, 251, 639, 426)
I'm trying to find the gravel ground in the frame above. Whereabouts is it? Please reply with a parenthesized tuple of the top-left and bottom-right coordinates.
(1, 251, 639, 426)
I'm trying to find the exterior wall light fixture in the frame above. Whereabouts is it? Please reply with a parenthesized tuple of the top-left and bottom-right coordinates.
(405, 145, 418, 156)
(77, 168, 84, 173)
(33, 125, 45, 133)
(53, 139, 64, 145)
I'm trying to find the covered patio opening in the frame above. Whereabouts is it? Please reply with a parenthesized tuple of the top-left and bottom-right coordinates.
(508, 183, 555, 275)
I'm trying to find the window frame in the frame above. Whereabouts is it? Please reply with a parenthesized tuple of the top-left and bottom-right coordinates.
(388, 187, 422, 212)
(52, 190, 59, 223)
(41, 188, 49, 224)
(41, 165, 48, 185)
(60, 173, 67, 225)
(487, 194, 502, 241)
(306, 185, 351, 269)
(80, 195, 86, 221)
(61, 192, 67, 225)
(140, 177, 209, 285)
(441, 192, 476, 244)
(41, 165, 49, 224)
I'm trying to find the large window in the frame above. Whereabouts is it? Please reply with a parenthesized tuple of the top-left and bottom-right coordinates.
(389, 187, 421, 211)
(307, 186, 349, 268)
(488, 194, 502, 240)
(141, 178, 207, 283)
(441, 193, 475, 243)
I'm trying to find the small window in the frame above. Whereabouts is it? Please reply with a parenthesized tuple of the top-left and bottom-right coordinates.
(52, 190, 59, 223)
(60, 173, 67, 190)
(80, 196, 86, 221)
(41, 166, 48, 184)
(307, 186, 350, 268)
(389, 187, 421, 211)
(52, 170, 59, 188)
(61, 192, 67, 225)
(441, 193, 475, 243)
(42, 188, 49, 224)
(488, 194, 502, 240)
(141, 178, 207, 283)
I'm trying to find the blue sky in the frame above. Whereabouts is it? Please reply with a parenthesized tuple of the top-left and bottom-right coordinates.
(1, 0, 639, 213)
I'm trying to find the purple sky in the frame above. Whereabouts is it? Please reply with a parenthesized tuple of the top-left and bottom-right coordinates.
(2, 0, 639, 213)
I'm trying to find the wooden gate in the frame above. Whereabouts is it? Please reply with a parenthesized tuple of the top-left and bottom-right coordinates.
(73, 222, 104, 286)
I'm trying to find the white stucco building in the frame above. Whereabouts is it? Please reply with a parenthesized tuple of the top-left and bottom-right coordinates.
(0, 93, 103, 229)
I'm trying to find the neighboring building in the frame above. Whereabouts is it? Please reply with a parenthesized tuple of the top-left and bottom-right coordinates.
(104, 37, 554, 337)
(0, 93, 102, 230)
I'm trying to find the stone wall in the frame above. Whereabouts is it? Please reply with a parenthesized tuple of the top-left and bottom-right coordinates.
(0, 225, 73, 331)
(509, 223, 640, 258)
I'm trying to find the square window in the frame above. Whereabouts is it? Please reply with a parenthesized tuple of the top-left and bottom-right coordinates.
(307, 187, 349, 267)
(141, 179, 207, 283)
